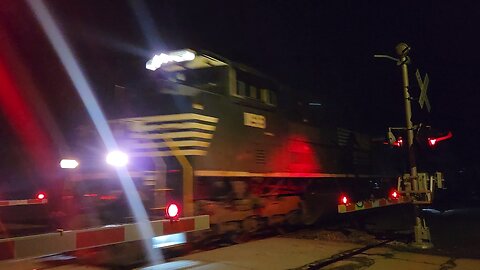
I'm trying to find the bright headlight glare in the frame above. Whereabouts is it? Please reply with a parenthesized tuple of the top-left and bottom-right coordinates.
(60, 159, 79, 169)
(106, 151, 129, 167)
(146, 49, 196, 71)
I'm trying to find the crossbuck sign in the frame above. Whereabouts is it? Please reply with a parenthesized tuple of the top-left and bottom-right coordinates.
(416, 69, 431, 112)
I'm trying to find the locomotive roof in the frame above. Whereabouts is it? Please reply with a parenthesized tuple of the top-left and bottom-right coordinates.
(155, 49, 282, 87)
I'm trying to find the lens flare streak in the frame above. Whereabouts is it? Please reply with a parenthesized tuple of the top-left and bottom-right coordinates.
(26, 0, 162, 264)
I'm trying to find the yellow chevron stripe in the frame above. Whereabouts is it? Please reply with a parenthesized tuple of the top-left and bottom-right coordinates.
(130, 131, 213, 140)
(132, 122, 216, 132)
(130, 149, 207, 157)
(120, 113, 218, 123)
(131, 140, 210, 149)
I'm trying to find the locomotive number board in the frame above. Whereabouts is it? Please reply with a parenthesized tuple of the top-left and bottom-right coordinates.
(244, 112, 266, 129)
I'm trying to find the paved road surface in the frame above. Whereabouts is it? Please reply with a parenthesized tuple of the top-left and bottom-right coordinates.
(138, 237, 480, 270)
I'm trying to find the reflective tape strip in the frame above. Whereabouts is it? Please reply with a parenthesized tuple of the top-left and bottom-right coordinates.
(76, 227, 125, 249)
(163, 219, 195, 235)
(0, 215, 209, 262)
(0, 199, 47, 207)
(338, 197, 411, 213)
(0, 241, 14, 260)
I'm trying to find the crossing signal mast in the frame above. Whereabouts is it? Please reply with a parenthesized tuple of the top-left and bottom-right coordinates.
(376, 43, 450, 249)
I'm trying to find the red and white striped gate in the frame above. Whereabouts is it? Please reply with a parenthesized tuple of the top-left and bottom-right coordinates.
(0, 215, 209, 262)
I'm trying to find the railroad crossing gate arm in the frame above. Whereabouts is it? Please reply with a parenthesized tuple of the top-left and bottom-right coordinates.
(338, 197, 411, 214)
(0, 215, 209, 262)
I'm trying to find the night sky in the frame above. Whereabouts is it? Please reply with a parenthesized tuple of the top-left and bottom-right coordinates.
(1, 1, 480, 177)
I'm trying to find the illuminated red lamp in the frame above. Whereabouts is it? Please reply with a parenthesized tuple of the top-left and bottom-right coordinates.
(393, 137, 403, 147)
(339, 194, 349, 205)
(390, 190, 399, 200)
(428, 131, 452, 148)
(165, 203, 180, 219)
(36, 192, 47, 200)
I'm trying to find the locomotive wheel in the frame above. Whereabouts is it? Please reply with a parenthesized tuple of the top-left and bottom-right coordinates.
(242, 215, 261, 233)
(300, 200, 321, 226)
(286, 209, 302, 226)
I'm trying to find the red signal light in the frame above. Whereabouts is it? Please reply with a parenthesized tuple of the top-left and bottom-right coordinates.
(392, 137, 403, 147)
(340, 195, 349, 205)
(36, 192, 46, 200)
(428, 131, 452, 147)
(390, 190, 399, 199)
(166, 203, 180, 219)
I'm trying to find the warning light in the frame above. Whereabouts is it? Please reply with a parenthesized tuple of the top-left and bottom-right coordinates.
(340, 195, 349, 205)
(428, 131, 452, 148)
(390, 190, 399, 199)
(36, 192, 47, 200)
(166, 203, 180, 219)
(393, 137, 403, 147)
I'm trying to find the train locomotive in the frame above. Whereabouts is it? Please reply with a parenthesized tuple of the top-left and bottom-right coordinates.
(59, 49, 401, 239)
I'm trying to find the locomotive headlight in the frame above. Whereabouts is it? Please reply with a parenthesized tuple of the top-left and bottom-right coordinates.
(146, 49, 196, 71)
(106, 151, 129, 167)
(60, 159, 79, 169)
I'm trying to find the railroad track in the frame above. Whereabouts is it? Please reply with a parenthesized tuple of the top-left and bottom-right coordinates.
(290, 239, 393, 270)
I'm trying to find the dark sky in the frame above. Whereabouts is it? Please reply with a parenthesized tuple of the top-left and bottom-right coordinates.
(1, 0, 480, 170)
